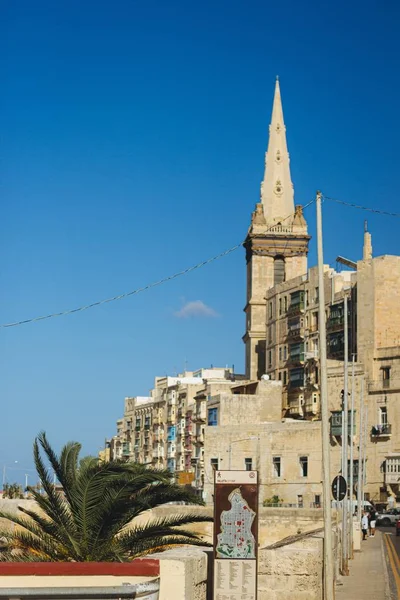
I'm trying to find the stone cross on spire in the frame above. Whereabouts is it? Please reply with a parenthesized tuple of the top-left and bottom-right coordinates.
(260, 77, 295, 224)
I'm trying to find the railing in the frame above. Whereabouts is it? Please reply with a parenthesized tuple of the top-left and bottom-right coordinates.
(371, 424, 392, 437)
(287, 303, 305, 315)
(287, 327, 305, 339)
(269, 224, 293, 233)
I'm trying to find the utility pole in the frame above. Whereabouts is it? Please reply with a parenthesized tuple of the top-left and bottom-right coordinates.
(316, 191, 334, 600)
(357, 379, 364, 526)
(342, 293, 349, 574)
(362, 402, 369, 512)
(349, 355, 355, 558)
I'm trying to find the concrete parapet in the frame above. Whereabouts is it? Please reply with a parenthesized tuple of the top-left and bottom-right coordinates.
(151, 546, 208, 600)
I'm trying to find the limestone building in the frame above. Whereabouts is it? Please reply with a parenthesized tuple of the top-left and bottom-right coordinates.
(104, 367, 243, 485)
(202, 79, 400, 506)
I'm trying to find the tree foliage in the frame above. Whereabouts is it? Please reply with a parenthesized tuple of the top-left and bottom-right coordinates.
(0, 432, 211, 561)
(3, 483, 24, 500)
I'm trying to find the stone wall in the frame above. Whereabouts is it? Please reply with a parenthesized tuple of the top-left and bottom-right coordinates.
(259, 534, 323, 600)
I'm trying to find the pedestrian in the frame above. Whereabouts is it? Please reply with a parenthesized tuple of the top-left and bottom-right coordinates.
(369, 508, 377, 537)
(361, 511, 369, 541)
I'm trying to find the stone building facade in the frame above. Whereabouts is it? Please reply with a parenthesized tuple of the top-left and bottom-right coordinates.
(236, 79, 400, 505)
(104, 368, 242, 485)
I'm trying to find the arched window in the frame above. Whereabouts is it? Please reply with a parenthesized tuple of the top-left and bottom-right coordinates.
(274, 256, 286, 285)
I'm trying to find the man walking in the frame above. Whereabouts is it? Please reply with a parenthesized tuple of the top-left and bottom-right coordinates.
(362, 511, 369, 541)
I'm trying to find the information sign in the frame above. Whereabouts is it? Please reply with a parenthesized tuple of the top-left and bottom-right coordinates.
(213, 470, 258, 600)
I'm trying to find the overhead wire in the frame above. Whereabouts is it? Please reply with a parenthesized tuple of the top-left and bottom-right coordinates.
(1, 200, 315, 329)
(322, 194, 400, 218)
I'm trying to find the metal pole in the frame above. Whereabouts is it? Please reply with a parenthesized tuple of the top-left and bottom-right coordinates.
(357, 379, 364, 528)
(341, 294, 349, 574)
(340, 407, 345, 573)
(349, 355, 355, 558)
(362, 403, 368, 509)
(316, 191, 334, 600)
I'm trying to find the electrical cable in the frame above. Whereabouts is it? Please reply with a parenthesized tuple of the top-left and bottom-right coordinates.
(322, 195, 400, 218)
(1, 200, 314, 329)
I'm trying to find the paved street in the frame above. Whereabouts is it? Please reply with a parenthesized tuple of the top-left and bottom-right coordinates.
(336, 530, 390, 600)
(379, 526, 400, 600)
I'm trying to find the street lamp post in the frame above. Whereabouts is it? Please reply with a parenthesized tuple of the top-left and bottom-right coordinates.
(2, 461, 19, 487)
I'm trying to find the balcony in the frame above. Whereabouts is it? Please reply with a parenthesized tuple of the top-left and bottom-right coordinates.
(287, 302, 305, 316)
(287, 327, 305, 341)
(305, 400, 319, 415)
(193, 411, 206, 423)
(331, 411, 356, 437)
(385, 456, 400, 485)
(195, 432, 205, 445)
(327, 318, 345, 333)
(368, 379, 400, 393)
(288, 383, 304, 392)
(371, 424, 392, 438)
(287, 353, 305, 366)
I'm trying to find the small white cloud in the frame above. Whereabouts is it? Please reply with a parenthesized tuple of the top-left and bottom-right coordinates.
(174, 300, 219, 319)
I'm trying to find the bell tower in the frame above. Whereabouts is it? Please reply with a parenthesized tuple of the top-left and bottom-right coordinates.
(243, 78, 310, 380)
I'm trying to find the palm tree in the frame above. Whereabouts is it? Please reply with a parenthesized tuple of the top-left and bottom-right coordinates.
(0, 432, 211, 561)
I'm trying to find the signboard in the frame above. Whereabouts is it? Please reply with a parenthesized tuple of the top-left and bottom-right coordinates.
(213, 470, 258, 600)
(332, 475, 347, 501)
(178, 471, 195, 485)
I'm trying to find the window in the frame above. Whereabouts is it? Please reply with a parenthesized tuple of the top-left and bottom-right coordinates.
(268, 350, 272, 368)
(210, 458, 219, 471)
(315, 366, 319, 384)
(245, 458, 252, 471)
(297, 495, 304, 508)
(283, 346, 287, 360)
(273, 456, 281, 478)
(283, 371, 287, 385)
(300, 456, 308, 477)
(278, 372, 282, 381)
(306, 290, 309, 306)
(314, 287, 319, 303)
(279, 347, 282, 361)
(208, 407, 218, 426)
(284, 296, 288, 312)
(380, 406, 388, 425)
(274, 256, 286, 285)
(279, 298, 282, 316)
(314, 494, 321, 508)
(269, 302, 273, 319)
(382, 367, 391, 387)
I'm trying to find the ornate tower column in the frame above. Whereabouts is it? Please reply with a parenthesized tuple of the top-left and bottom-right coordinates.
(243, 79, 310, 380)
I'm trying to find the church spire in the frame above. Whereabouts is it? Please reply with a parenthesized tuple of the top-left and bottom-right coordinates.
(260, 78, 295, 224)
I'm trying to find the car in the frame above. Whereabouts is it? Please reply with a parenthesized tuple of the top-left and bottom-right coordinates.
(377, 508, 400, 526)
(396, 519, 400, 536)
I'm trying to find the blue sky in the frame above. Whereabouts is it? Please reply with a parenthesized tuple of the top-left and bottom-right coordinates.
(1, 0, 399, 483)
